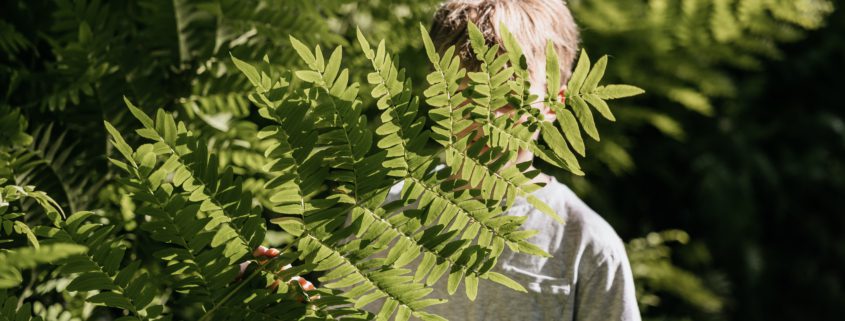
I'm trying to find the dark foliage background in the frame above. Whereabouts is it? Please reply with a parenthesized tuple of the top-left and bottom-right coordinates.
(1, 0, 843, 320)
(576, 4, 845, 321)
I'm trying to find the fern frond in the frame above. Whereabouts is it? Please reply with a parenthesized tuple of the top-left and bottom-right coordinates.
(357, 28, 427, 179)
(287, 38, 384, 204)
(464, 23, 582, 177)
(52, 211, 165, 320)
(284, 40, 487, 315)
(0, 179, 77, 289)
(0, 179, 64, 233)
(236, 50, 428, 319)
(465, 24, 524, 153)
(358, 30, 544, 302)
(119, 102, 263, 256)
(420, 25, 558, 218)
(419, 25, 471, 152)
(104, 103, 279, 317)
(561, 50, 644, 140)
(104, 130, 225, 307)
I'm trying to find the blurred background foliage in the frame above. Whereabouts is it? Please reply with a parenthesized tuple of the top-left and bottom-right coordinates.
(0, 0, 841, 320)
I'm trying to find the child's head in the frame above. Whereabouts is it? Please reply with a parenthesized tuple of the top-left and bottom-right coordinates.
(430, 0, 580, 97)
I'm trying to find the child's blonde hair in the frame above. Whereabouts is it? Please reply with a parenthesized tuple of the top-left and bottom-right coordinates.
(430, 0, 580, 92)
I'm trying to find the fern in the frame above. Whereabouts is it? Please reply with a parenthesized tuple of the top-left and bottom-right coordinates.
(0, 182, 54, 250)
(358, 26, 549, 294)
(224, 26, 641, 320)
(51, 211, 165, 320)
(3, 3, 644, 319)
(559, 50, 644, 142)
(104, 99, 358, 320)
(0, 179, 65, 250)
(105, 100, 274, 306)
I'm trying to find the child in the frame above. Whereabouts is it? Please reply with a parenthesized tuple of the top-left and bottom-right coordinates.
(422, 1, 641, 320)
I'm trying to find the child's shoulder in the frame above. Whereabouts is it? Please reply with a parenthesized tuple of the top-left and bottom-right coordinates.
(529, 178, 627, 263)
(501, 177, 627, 278)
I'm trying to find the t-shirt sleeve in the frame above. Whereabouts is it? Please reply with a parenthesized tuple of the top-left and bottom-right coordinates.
(573, 248, 641, 321)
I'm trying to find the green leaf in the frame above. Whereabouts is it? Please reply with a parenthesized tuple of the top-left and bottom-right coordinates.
(539, 122, 581, 172)
(271, 217, 304, 237)
(554, 106, 585, 156)
(546, 41, 561, 99)
(582, 55, 607, 93)
(66, 211, 95, 228)
(499, 23, 526, 71)
(515, 242, 551, 257)
(13, 221, 38, 249)
(289, 36, 316, 68)
(231, 54, 262, 88)
(584, 94, 615, 121)
(295, 70, 322, 83)
(464, 274, 479, 301)
(447, 269, 463, 295)
(124, 97, 154, 129)
(87, 292, 135, 311)
(594, 85, 645, 100)
(568, 95, 599, 141)
(356, 28, 373, 59)
(67, 272, 117, 292)
(324, 46, 343, 84)
(526, 195, 563, 224)
(420, 24, 439, 65)
(78, 22, 92, 44)
(467, 21, 486, 59)
(104, 121, 136, 167)
(484, 272, 527, 293)
(568, 50, 590, 93)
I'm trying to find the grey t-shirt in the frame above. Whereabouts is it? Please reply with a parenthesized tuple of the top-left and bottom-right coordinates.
(401, 177, 641, 321)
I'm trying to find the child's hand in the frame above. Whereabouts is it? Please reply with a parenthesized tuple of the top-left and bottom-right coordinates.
(239, 246, 318, 302)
